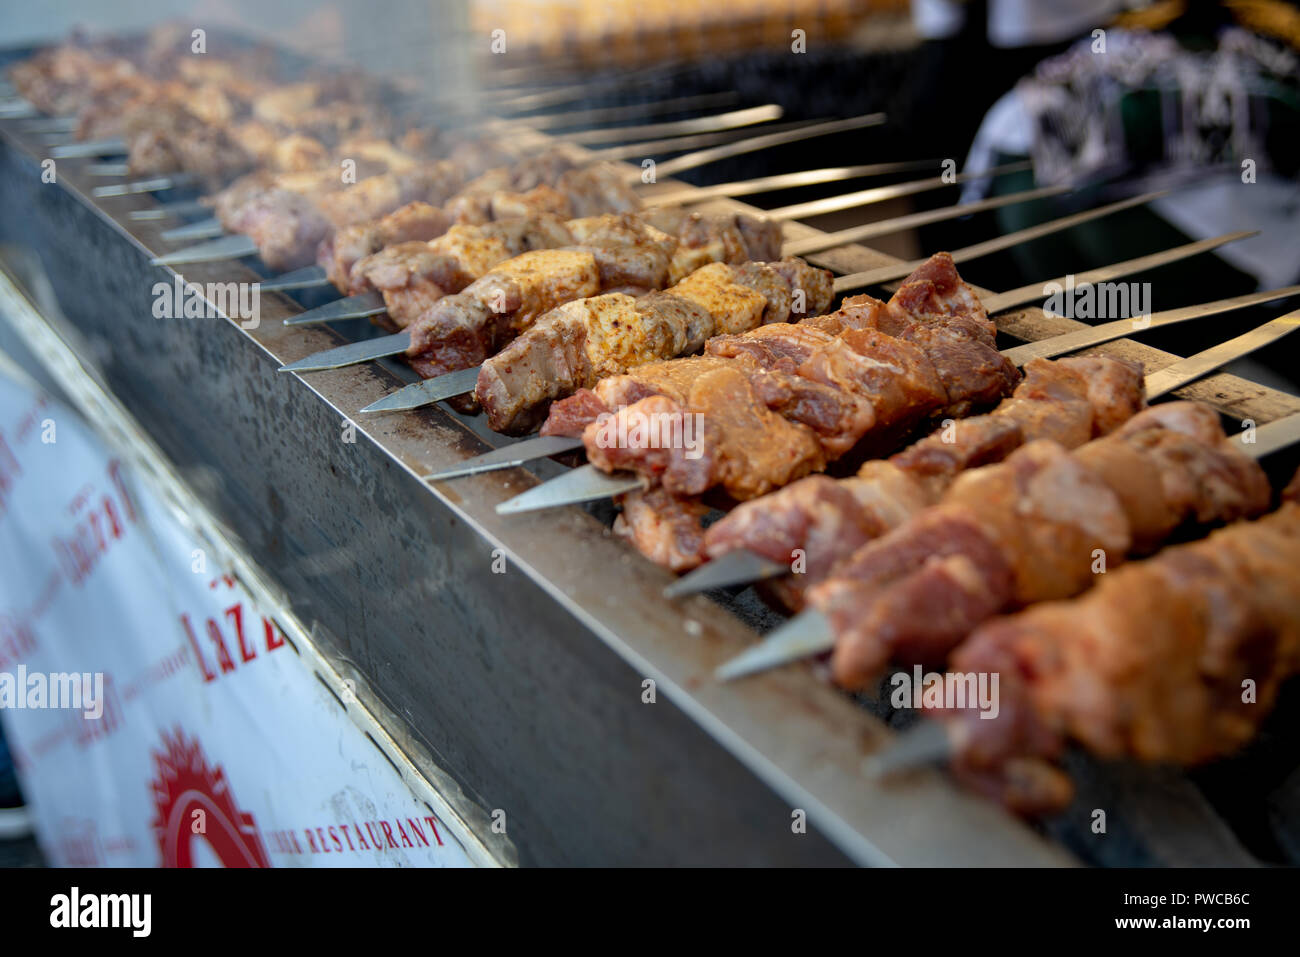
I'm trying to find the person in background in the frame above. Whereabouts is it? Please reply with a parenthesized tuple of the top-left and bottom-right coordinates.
(907, 0, 1127, 162)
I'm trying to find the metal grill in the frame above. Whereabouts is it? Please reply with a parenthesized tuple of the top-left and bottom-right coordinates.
(3, 34, 1300, 867)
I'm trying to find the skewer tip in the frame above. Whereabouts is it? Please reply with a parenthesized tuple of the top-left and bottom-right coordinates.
(663, 549, 788, 598)
(862, 720, 953, 781)
(713, 610, 835, 682)
(422, 435, 586, 481)
(494, 464, 644, 514)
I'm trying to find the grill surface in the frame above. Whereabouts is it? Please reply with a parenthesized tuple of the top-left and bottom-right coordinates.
(4, 43, 1300, 865)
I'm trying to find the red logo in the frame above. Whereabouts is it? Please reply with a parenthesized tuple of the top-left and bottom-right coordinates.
(148, 728, 271, 868)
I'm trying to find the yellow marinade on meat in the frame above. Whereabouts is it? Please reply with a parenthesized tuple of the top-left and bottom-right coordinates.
(668, 263, 765, 334)
(580, 293, 682, 380)
(486, 249, 603, 332)
(429, 224, 518, 278)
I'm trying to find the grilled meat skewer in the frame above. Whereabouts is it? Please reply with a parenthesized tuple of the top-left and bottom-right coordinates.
(406, 252, 829, 387)
(477, 255, 833, 433)
(533, 255, 1019, 547)
(941, 474, 1300, 815)
(321, 160, 645, 298)
(207, 152, 637, 275)
(700, 353, 1148, 608)
(809, 403, 1271, 690)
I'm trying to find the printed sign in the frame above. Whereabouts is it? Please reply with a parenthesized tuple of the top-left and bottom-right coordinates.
(0, 369, 473, 867)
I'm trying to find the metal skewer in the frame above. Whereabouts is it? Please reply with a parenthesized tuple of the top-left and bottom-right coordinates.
(556, 104, 783, 146)
(495, 463, 647, 513)
(128, 199, 209, 220)
(643, 160, 944, 207)
(160, 218, 225, 242)
(593, 117, 830, 163)
(862, 720, 954, 780)
(784, 185, 1070, 257)
(255, 263, 333, 291)
(764, 161, 1031, 222)
(281, 291, 388, 326)
(17, 116, 78, 133)
(50, 137, 127, 158)
(509, 92, 743, 131)
(426, 434, 589, 482)
(94, 174, 194, 198)
(279, 330, 411, 373)
(653, 113, 887, 179)
(252, 165, 1030, 295)
(0, 99, 37, 118)
(831, 190, 1168, 292)
(151, 233, 261, 266)
(484, 65, 685, 113)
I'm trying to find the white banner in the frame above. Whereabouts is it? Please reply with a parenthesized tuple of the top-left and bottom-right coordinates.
(0, 368, 474, 868)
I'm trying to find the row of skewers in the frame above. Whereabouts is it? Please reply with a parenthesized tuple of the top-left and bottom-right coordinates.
(9, 36, 1300, 821)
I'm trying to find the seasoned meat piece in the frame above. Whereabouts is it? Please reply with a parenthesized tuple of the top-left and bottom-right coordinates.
(539, 388, 611, 438)
(994, 357, 1122, 448)
(946, 498, 1300, 815)
(747, 369, 877, 459)
(817, 505, 1017, 683)
(208, 170, 331, 228)
(803, 294, 889, 337)
(479, 293, 697, 435)
(613, 488, 712, 572)
(765, 258, 834, 316)
(223, 188, 331, 273)
(644, 209, 783, 267)
(446, 184, 574, 225)
(944, 441, 1135, 605)
(1076, 409, 1272, 552)
(405, 249, 601, 378)
(888, 251, 989, 323)
(889, 322, 1020, 419)
(323, 202, 453, 293)
(346, 242, 472, 329)
(797, 328, 949, 456)
(705, 463, 935, 580)
(316, 166, 423, 228)
(575, 234, 674, 293)
(267, 133, 330, 172)
(706, 323, 838, 372)
(497, 261, 833, 435)
(584, 373, 828, 501)
(556, 163, 642, 216)
(887, 415, 1027, 490)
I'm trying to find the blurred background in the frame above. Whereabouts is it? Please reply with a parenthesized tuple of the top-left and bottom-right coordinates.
(5, 1, 1294, 371)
